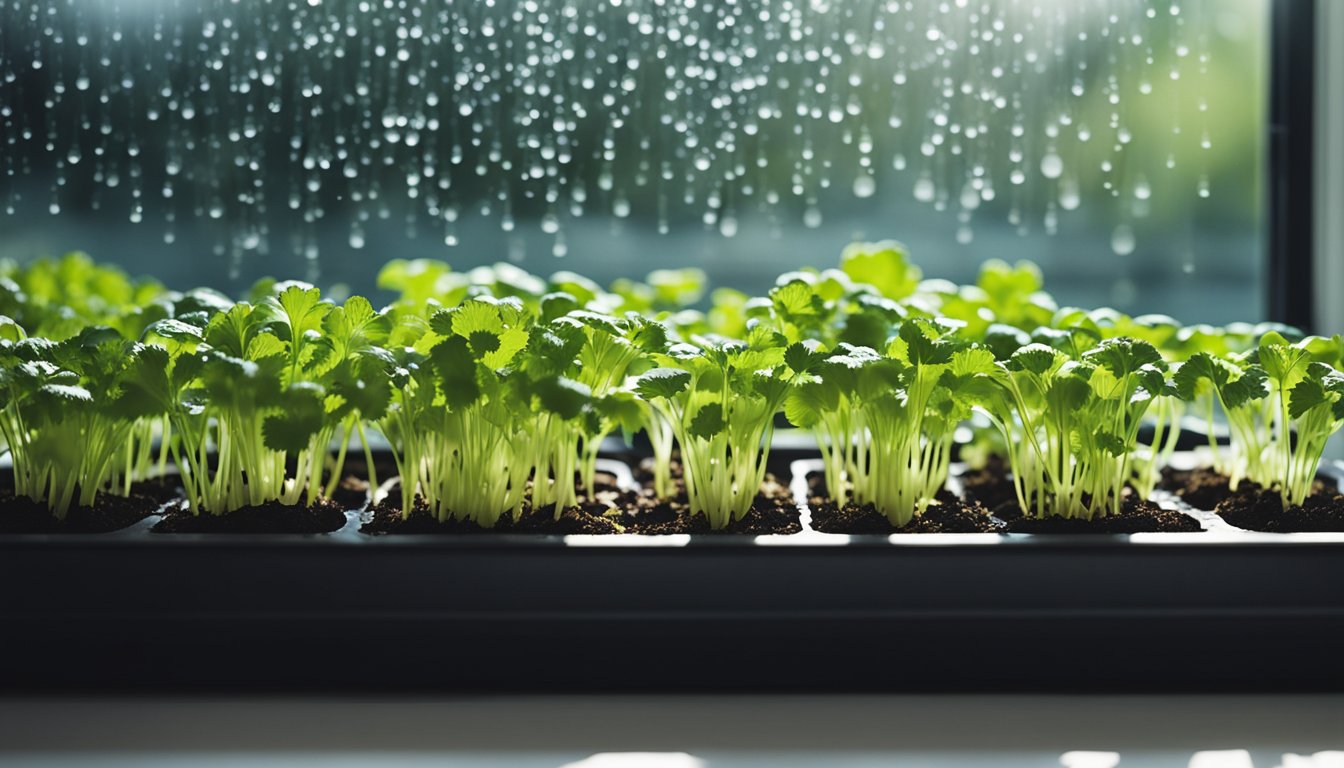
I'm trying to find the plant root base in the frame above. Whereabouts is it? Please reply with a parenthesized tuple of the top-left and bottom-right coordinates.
(152, 497, 348, 534)
(995, 496, 1202, 533)
(810, 495, 1003, 534)
(1158, 466, 1237, 510)
(326, 475, 371, 513)
(806, 471, 1001, 533)
(1161, 466, 1338, 513)
(361, 469, 800, 535)
(618, 474, 800, 535)
(0, 491, 160, 534)
(956, 457, 1019, 511)
(1216, 488, 1344, 532)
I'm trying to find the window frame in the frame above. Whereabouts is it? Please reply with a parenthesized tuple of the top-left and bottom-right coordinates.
(1268, 0, 1317, 330)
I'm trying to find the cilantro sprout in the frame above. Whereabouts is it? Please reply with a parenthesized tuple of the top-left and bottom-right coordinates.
(4, 248, 1341, 532)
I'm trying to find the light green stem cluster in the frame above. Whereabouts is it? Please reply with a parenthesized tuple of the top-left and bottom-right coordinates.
(980, 340, 1165, 521)
(854, 375, 955, 527)
(1130, 396, 1185, 499)
(814, 407, 861, 509)
(642, 403, 677, 499)
(384, 402, 524, 527)
(171, 408, 332, 514)
(648, 393, 775, 530)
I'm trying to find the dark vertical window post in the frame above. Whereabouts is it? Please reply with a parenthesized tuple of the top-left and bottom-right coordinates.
(1268, 0, 1317, 330)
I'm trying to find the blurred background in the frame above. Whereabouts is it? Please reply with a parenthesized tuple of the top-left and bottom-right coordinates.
(0, 0, 1267, 323)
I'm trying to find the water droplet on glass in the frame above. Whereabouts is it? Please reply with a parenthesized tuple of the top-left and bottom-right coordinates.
(802, 205, 823, 228)
(1059, 177, 1082, 211)
(1040, 152, 1064, 179)
(913, 175, 936, 203)
(959, 182, 981, 211)
(1133, 176, 1152, 200)
(1110, 224, 1137, 256)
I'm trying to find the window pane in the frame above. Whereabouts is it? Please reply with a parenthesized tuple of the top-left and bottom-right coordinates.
(0, 0, 1266, 322)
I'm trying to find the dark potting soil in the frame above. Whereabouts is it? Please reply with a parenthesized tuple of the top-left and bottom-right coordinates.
(956, 456, 1018, 510)
(361, 471, 627, 535)
(994, 495, 1202, 533)
(130, 476, 184, 506)
(152, 497, 349, 533)
(363, 467, 802, 535)
(805, 471, 1002, 533)
(362, 497, 623, 534)
(632, 455, 685, 488)
(1160, 466, 1338, 511)
(811, 495, 1004, 534)
(1158, 466, 1236, 510)
(629, 458, 799, 534)
(323, 454, 401, 511)
(323, 473, 373, 513)
(0, 491, 161, 534)
(621, 474, 799, 535)
(1215, 488, 1344, 532)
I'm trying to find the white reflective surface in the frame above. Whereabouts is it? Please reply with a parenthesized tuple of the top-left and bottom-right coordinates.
(0, 696, 1339, 767)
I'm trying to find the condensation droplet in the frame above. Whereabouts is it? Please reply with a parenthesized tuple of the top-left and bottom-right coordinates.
(852, 174, 876, 198)
(913, 175, 936, 203)
(802, 206, 823, 228)
(959, 182, 980, 211)
(1110, 224, 1136, 256)
(1134, 176, 1152, 201)
(1040, 153, 1064, 179)
(1059, 177, 1082, 211)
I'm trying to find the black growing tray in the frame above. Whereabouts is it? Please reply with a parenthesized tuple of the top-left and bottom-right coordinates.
(2, 450, 1342, 693)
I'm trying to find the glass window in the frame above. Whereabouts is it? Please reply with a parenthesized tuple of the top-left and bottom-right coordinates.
(0, 0, 1267, 322)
